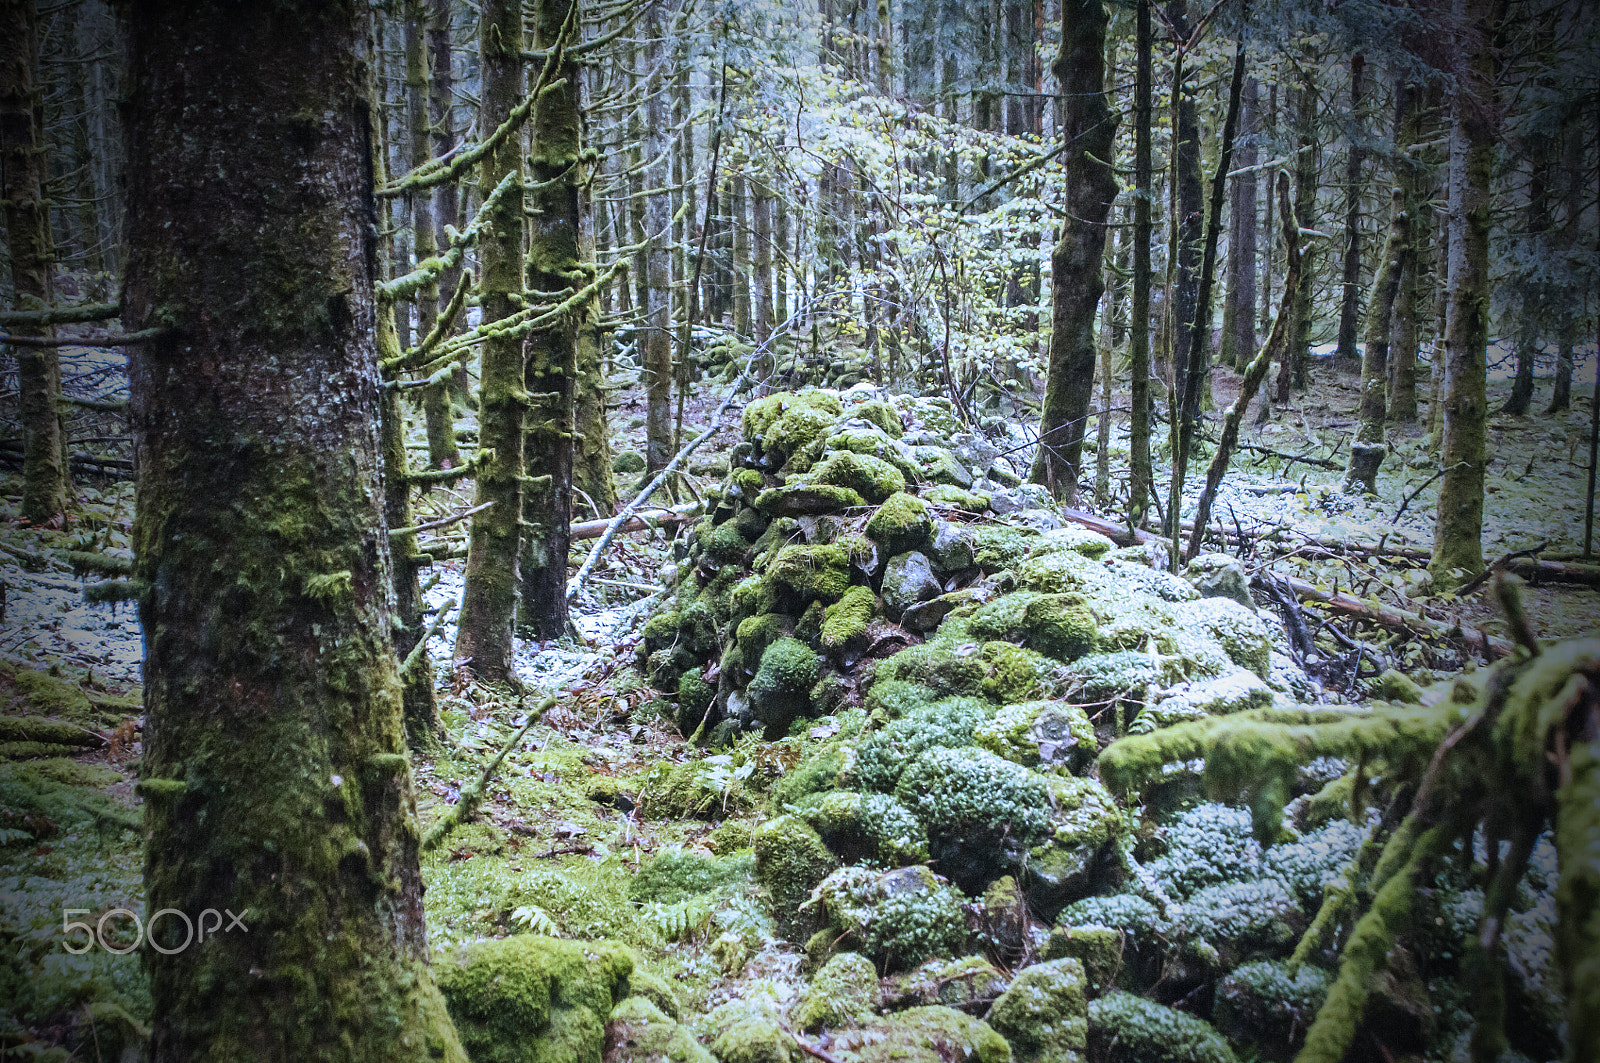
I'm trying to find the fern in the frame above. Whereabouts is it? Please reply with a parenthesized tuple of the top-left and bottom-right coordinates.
(0, 826, 31, 846)
(508, 905, 558, 936)
(643, 897, 714, 943)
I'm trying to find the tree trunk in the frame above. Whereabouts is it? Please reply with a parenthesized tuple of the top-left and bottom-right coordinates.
(1287, 76, 1318, 394)
(1, 0, 69, 526)
(121, 0, 466, 1055)
(1387, 80, 1431, 423)
(1230, 79, 1259, 378)
(1334, 53, 1365, 366)
(1429, 0, 1507, 589)
(1032, 0, 1117, 503)
(428, 0, 469, 407)
(1164, 14, 1203, 497)
(1346, 186, 1409, 493)
(732, 155, 751, 337)
(454, 0, 528, 684)
(1550, 113, 1585, 413)
(573, 177, 616, 517)
(1500, 149, 1546, 417)
(1127, 0, 1153, 525)
(519, 0, 581, 640)
(643, 8, 673, 474)
(753, 176, 774, 345)
(1427, 202, 1449, 449)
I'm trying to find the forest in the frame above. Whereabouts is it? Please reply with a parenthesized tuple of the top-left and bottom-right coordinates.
(0, 0, 1597, 1060)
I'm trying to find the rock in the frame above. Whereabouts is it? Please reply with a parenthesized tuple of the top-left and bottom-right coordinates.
(1130, 671, 1274, 734)
(1170, 598, 1274, 679)
(839, 1007, 1013, 1063)
(986, 464, 1023, 487)
(882, 551, 941, 619)
(806, 450, 907, 503)
(1086, 991, 1239, 1063)
(820, 586, 877, 660)
(987, 958, 1089, 1063)
(747, 637, 822, 737)
(923, 484, 993, 512)
(914, 446, 975, 488)
(866, 492, 935, 556)
(709, 998, 797, 1063)
(1185, 553, 1254, 612)
(902, 589, 986, 634)
(1035, 525, 1117, 558)
(989, 483, 1054, 515)
(974, 700, 1097, 773)
(1011, 508, 1066, 532)
(927, 521, 976, 575)
(1024, 776, 1125, 919)
(809, 864, 968, 971)
(612, 450, 646, 475)
(768, 543, 853, 605)
(754, 815, 840, 940)
(895, 746, 1054, 893)
(882, 956, 1011, 1011)
(795, 790, 930, 867)
(791, 952, 880, 1030)
(604, 997, 715, 1063)
(755, 482, 867, 516)
(1040, 925, 1121, 996)
(1212, 961, 1331, 1061)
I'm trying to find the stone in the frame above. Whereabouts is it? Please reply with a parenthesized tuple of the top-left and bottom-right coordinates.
(881, 551, 941, 619)
(926, 521, 976, 575)
(1185, 553, 1254, 612)
(987, 958, 1089, 1063)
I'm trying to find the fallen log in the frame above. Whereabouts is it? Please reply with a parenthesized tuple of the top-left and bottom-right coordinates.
(569, 502, 702, 541)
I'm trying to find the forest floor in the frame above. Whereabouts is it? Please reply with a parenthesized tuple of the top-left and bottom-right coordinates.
(1, 348, 1596, 1056)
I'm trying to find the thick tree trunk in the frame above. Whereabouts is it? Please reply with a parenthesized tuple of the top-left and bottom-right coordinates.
(732, 156, 751, 337)
(1334, 54, 1365, 366)
(428, 0, 469, 407)
(1, 0, 69, 526)
(121, 1, 465, 1056)
(1128, 0, 1154, 525)
(1345, 186, 1409, 493)
(1287, 77, 1318, 395)
(454, 0, 528, 683)
(643, 7, 673, 474)
(519, 0, 581, 640)
(753, 177, 774, 345)
(1231, 80, 1259, 377)
(1387, 81, 1431, 423)
(1032, 0, 1117, 504)
(1430, 0, 1507, 589)
(1428, 203, 1449, 449)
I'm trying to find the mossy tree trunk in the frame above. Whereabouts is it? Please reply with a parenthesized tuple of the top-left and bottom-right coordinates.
(1127, 0, 1153, 526)
(519, 0, 581, 640)
(1333, 53, 1365, 366)
(1, 0, 69, 526)
(454, 0, 527, 684)
(1345, 186, 1409, 494)
(643, 2, 673, 474)
(1387, 80, 1432, 423)
(1500, 145, 1546, 417)
(1280, 76, 1319, 399)
(428, 0, 470, 407)
(1429, 0, 1507, 589)
(1032, 0, 1117, 504)
(121, 1, 465, 1057)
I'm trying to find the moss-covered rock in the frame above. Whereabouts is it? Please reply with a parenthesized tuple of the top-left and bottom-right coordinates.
(1085, 992, 1238, 1063)
(612, 450, 646, 475)
(1032, 525, 1117, 560)
(1129, 671, 1274, 735)
(1039, 925, 1122, 996)
(848, 398, 904, 438)
(972, 524, 1042, 572)
(677, 670, 716, 733)
(747, 637, 822, 737)
(866, 493, 934, 556)
(796, 790, 930, 867)
(436, 936, 633, 1063)
(807, 450, 907, 504)
(708, 997, 796, 1063)
(843, 1006, 1013, 1063)
(974, 701, 1097, 774)
(754, 815, 840, 940)
(756, 483, 869, 517)
(744, 389, 844, 471)
(1184, 553, 1254, 611)
(923, 485, 992, 513)
(1019, 595, 1101, 663)
(768, 544, 853, 606)
(1181, 879, 1302, 966)
(856, 697, 991, 792)
(979, 642, 1069, 704)
(810, 864, 968, 971)
(791, 952, 880, 1030)
(881, 955, 1011, 1012)
(986, 958, 1088, 1063)
(894, 746, 1053, 892)
(882, 551, 942, 619)
(914, 447, 974, 488)
(1169, 599, 1273, 679)
(1211, 960, 1331, 1061)
(820, 586, 878, 659)
(603, 996, 715, 1063)
(823, 427, 922, 481)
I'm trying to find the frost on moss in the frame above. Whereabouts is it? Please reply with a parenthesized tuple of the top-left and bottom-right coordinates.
(1085, 992, 1238, 1063)
(923, 484, 992, 512)
(882, 955, 1011, 1011)
(744, 388, 844, 471)
(1181, 879, 1302, 967)
(603, 996, 714, 1063)
(972, 524, 1042, 572)
(796, 790, 930, 867)
(974, 701, 1098, 774)
(856, 697, 991, 792)
(895, 746, 1053, 892)
(754, 814, 840, 940)
(1169, 598, 1273, 679)
(810, 864, 968, 971)
(806, 450, 907, 503)
(707, 996, 796, 1063)
(747, 637, 821, 737)
(1040, 925, 1122, 996)
(755, 482, 868, 516)
(1025, 776, 1125, 918)
(435, 936, 633, 1063)
(847, 1006, 1013, 1063)
(865, 492, 934, 556)
(986, 957, 1088, 1063)
(1129, 672, 1274, 735)
(791, 951, 880, 1030)
(1032, 524, 1117, 559)
(1212, 960, 1332, 1061)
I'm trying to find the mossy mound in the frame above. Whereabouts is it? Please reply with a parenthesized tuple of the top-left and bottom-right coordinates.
(603, 996, 715, 1063)
(791, 951, 880, 1030)
(435, 936, 634, 1063)
(1085, 992, 1238, 1063)
(987, 957, 1088, 1063)
(808, 864, 969, 971)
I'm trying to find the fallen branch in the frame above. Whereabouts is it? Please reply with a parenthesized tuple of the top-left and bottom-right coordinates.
(421, 691, 559, 852)
(569, 502, 701, 541)
(389, 501, 493, 539)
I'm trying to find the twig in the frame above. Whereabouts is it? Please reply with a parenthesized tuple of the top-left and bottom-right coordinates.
(389, 501, 494, 539)
(421, 691, 559, 851)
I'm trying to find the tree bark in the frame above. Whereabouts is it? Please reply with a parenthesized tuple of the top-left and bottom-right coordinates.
(454, 0, 527, 683)
(121, 0, 466, 1056)
(428, 0, 469, 407)
(1500, 147, 1546, 417)
(643, 5, 673, 474)
(1346, 186, 1409, 493)
(1, 0, 69, 526)
(1287, 76, 1319, 395)
(1549, 111, 1585, 414)
(1128, 0, 1154, 525)
(1032, 0, 1118, 504)
(519, 0, 581, 640)
(1429, 0, 1507, 589)
(1334, 53, 1365, 366)
(1387, 80, 1433, 423)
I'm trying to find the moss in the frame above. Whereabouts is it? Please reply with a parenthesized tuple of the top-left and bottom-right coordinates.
(1212, 960, 1332, 1061)
(974, 701, 1097, 773)
(861, 679, 940, 720)
(707, 997, 796, 1063)
(700, 519, 755, 564)
(791, 952, 880, 1030)
(730, 467, 765, 502)
(820, 586, 877, 657)
(972, 524, 1042, 572)
(629, 848, 754, 904)
(770, 742, 848, 810)
(796, 790, 930, 867)
(1169, 598, 1273, 679)
(747, 392, 843, 472)
(1129, 672, 1274, 736)
(849, 1006, 1013, 1063)
(7, 664, 96, 723)
(824, 427, 922, 481)
(870, 640, 989, 700)
(1025, 776, 1125, 918)
(603, 996, 713, 1063)
(677, 670, 716, 734)
(1033, 525, 1117, 559)
(865, 492, 934, 556)
(1182, 879, 1302, 965)
(754, 814, 840, 940)
(915, 448, 974, 488)
(767, 543, 852, 606)
(435, 935, 633, 1063)
(923, 484, 992, 512)
(1040, 926, 1121, 996)
(744, 388, 843, 444)
(613, 450, 647, 475)
(979, 642, 1066, 704)
(1085, 992, 1238, 1063)
(1018, 595, 1101, 663)
(730, 574, 778, 624)
(1145, 804, 1262, 901)
(856, 697, 991, 792)
(747, 637, 822, 737)
(849, 398, 904, 437)
(807, 450, 907, 504)
(643, 609, 684, 652)
(1367, 668, 1424, 703)
(986, 957, 1088, 1063)
(755, 482, 869, 516)
(638, 757, 757, 819)
(895, 746, 1053, 893)
(812, 865, 968, 971)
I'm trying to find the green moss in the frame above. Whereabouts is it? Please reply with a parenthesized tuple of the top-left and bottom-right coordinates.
(852, 1006, 1013, 1063)
(642, 609, 684, 652)
(865, 492, 933, 556)
(747, 638, 822, 737)
(767, 543, 852, 605)
(638, 757, 758, 819)
(755, 482, 868, 516)
(980, 642, 1066, 703)
(974, 701, 1097, 773)
(857, 697, 991, 792)
(744, 388, 843, 445)
(807, 450, 907, 503)
(987, 957, 1088, 1063)
(1025, 776, 1125, 918)
(1169, 598, 1273, 679)
(1086, 992, 1238, 1063)
(730, 467, 765, 502)
(1040, 926, 1122, 996)
(812, 864, 968, 971)
(820, 586, 877, 656)
(882, 955, 1011, 1011)
(1033, 525, 1117, 559)
(770, 742, 847, 810)
(849, 398, 904, 438)
(7, 664, 95, 723)
(922, 484, 991, 512)
(730, 574, 778, 624)
(1213, 960, 1332, 1061)
(895, 746, 1053, 892)
(707, 997, 796, 1063)
(861, 679, 940, 719)
(699, 519, 754, 563)
(629, 848, 754, 904)
(1019, 595, 1101, 663)
(746, 391, 844, 472)
(796, 790, 930, 867)
(824, 427, 921, 481)
(791, 952, 880, 1030)
(604, 996, 714, 1063)
(435, 935, 632, 1063)
(869, 638, 990, 699)
(753, 814, 839, 940)
(613, 450, 647, 475)
(972, 524, 1042, 572)
(677, 670, 715, 734)
(1182, 879, 1301, 965)
(1012, 550, 1102, 595)
(915, 448, 973, 488)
